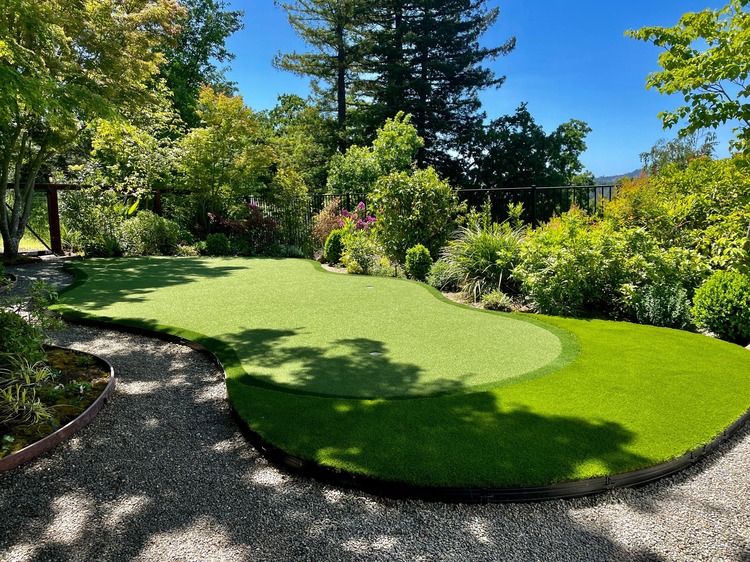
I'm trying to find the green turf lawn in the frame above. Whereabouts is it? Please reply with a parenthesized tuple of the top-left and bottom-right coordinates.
(54, 257, 750, 488)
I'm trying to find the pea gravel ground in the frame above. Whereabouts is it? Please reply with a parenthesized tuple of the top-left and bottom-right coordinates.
(1, 258, 749, 562)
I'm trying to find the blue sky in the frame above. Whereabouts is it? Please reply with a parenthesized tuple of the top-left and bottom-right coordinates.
(224, 1, 734, 176)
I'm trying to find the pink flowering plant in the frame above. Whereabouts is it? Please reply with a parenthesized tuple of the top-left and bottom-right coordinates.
(340, 201, 376, 231)
(340, 202, 380, 274)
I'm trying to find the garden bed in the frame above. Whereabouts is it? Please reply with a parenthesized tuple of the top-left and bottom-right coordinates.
(50, 257, 750, 493)
(0, 346, 115, 471)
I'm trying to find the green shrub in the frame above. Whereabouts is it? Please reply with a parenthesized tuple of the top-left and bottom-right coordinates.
(342, 229, 377, 275)
(481, 290, 513, 312)
(174, 244, 199, 257)
(513, 209, 706, 318)
(120, 211, 180, 256)
(284, 245, 306, 259)
(635, 284, 691, 329)
(324, 229, 345, 264)
(441, 222, 524, 301)
(405, 244, 432, 281)
(372, 167, 462, 263)
(426, 259, 459, 292)
(692, 270, 750, 344)
(205, 233, 231, 256)
(60, 188, 130, 257)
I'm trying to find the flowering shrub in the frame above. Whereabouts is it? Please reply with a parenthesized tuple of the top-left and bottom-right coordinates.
(342, 228, 378, 274)
(340, 202, 377, 231)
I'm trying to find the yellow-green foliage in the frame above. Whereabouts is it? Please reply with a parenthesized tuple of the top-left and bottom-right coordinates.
(604, 157, 750, 273)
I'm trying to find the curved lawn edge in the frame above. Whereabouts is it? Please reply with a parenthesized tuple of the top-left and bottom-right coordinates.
(48, 301, 750, 503)
(0, 347, 116, 473)
(55, 260, 582, 399)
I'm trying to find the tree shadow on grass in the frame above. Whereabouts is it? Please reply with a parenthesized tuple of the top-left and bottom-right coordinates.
(225, 328, 652, 487)
(226, 328, 468, 398)
(58, 257, 247, 308)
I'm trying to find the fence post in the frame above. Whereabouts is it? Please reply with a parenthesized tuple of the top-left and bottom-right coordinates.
(531, 186, 537, 226)
(46, 187, 63, 255)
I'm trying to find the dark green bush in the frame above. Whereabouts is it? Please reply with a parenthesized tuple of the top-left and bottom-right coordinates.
(60, 188, 128, 257)
(634, 284, 691, 329)
(205, 233, 231, 256)
(405, 244, 432, 281)
(426, 259, 459, 292)
(120, 211, 180, 256)
(324, 229, 344, 264)
(692, 270, 750, 344)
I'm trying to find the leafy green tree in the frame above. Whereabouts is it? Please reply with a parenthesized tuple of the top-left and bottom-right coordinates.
(627, 0, 750, 153)
(326, 112, 423, 194)
(0, 0, 183, 259)
(160, 0, 244, 127)
(62, 82, 184, 200)
(177, 87, 274, 231)
(267, 94, 338, 191)
(274, 0, 367, 150)
(640, 131, 717, 174)
(471, 104, 593, 188)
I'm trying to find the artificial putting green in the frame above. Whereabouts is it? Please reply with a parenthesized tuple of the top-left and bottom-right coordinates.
(54, 257, 750, 488)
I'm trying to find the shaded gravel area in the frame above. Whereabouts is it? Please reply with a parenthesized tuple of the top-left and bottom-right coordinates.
(1, 259, 749, 561)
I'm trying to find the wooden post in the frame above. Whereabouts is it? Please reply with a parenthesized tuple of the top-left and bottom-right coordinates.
(154, 189, 163, 216)
(46, 187, 63, 255)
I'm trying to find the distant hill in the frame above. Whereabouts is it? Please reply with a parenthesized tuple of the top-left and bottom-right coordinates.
(594, 168, 642, 185)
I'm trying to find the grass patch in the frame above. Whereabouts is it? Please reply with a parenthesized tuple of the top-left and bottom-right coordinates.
(53, 257, 750, 487)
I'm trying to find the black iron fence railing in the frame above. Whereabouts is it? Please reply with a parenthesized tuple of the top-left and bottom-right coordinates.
(456, 185, 615, 226)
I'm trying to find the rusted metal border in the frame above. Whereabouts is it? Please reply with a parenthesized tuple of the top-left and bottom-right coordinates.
(0, 348, 116, 472)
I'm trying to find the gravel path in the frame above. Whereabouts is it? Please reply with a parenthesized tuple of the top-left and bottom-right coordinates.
(1, 259, 749, 561)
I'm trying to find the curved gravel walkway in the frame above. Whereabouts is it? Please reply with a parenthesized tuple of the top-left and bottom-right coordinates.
(1, 259, 749, 561)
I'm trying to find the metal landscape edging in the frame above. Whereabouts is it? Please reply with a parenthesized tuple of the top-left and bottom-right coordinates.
(0, 346, 116, 472)
(52, 310, 750, 504)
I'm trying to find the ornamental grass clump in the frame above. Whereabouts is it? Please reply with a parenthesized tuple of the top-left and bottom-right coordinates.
(442, 221, 524, 301)
(692, 270, 750, 344)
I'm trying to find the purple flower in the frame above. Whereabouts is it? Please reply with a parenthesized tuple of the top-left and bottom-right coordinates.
(357, 201, 366, 210)
(341, 209, 350, 217)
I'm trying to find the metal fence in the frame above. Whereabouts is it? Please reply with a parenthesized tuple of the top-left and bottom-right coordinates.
(246, 185, 616, 249)
(457, 185, 615, 225)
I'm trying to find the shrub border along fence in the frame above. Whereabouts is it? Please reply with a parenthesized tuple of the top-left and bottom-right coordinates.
(8, 183, 615, 257)
(245, 184, 616, 252)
